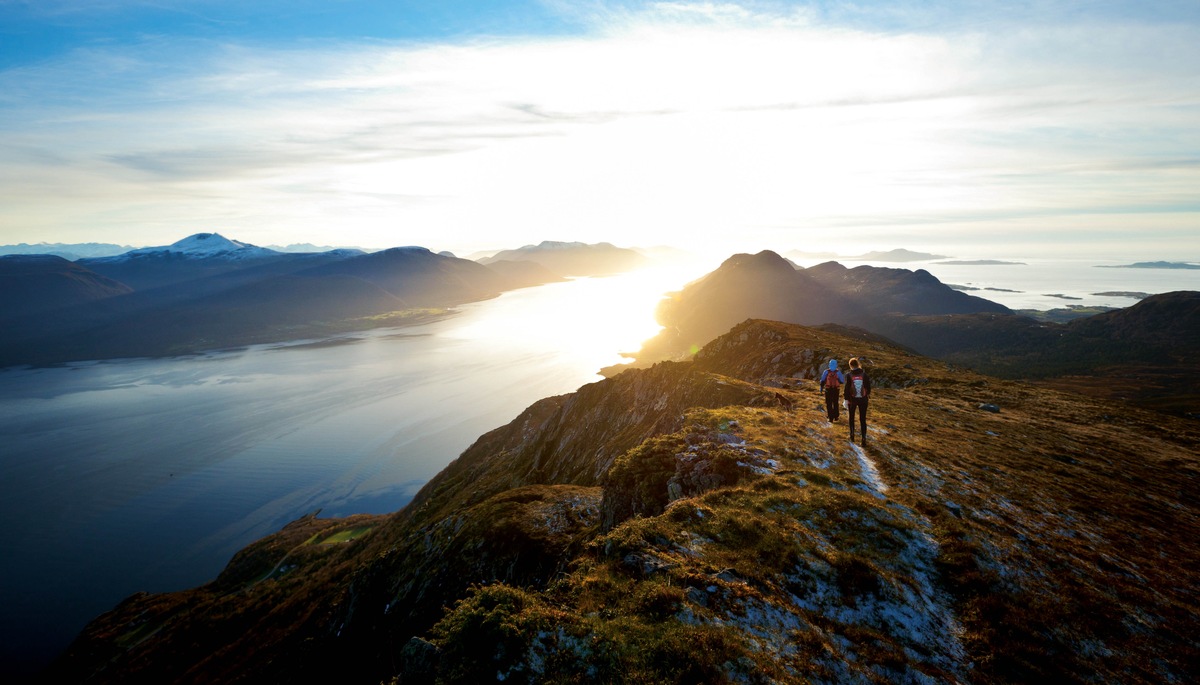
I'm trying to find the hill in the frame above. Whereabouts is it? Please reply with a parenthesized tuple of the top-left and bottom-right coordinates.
(477, 241, 647, 276)
(50, 320, 1200, 684)
(871, 291, 1200, 414)
(0, 255, 132, 320)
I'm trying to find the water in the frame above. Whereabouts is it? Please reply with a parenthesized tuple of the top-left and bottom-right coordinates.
(0, 263, 706, 679)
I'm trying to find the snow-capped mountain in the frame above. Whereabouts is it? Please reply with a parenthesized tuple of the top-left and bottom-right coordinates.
(98, 233, 280, 262)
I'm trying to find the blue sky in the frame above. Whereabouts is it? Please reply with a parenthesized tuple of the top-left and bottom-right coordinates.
(1, 0, 1198, 258)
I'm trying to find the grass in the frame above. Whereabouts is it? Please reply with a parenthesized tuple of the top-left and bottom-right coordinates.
(314, 526, 375, 545)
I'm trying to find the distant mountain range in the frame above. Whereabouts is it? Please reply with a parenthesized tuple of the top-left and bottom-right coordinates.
(787, 248, 949, 262)
(0, 233, 585, 367)
(49, 320, 1200, 684)
(477, 240, 647, 276)
(0, 241, 133, 260)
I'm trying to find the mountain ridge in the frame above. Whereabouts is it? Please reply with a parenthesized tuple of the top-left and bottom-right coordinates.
(477, 240, 646, 276)
(49, 319, 1200, 684)
(635, 250, 1007, 364)
(0, 235, 566, 368)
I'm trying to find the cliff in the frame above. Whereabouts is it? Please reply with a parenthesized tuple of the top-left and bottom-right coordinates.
(49, 320, 1200, 684)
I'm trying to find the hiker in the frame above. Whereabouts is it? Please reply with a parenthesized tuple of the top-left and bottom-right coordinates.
(844, 357, 871, 446)
(818, 359, 844, 421)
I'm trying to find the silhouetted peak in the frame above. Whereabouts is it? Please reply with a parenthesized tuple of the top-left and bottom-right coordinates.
(804, 260, 848, 276)
(380, 246, 434, 257)
(717, 250, 795, 273)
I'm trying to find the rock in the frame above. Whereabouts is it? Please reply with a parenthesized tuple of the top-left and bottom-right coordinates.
(979, 403, 1001, 413)
(398, 637, 440, 684)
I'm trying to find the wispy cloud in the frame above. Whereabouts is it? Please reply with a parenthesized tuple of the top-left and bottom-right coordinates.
(1, 1, 1198, 258)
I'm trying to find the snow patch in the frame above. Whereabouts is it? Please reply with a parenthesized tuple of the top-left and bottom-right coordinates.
(850, 443, 888, 493)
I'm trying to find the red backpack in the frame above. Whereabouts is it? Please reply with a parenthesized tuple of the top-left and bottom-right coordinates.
(824, 370, 841, 389)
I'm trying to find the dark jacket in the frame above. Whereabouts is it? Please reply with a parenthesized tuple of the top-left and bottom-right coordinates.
(844, 369, 870, 400)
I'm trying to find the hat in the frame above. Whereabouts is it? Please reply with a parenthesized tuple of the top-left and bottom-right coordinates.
(828, 359, 838, 370)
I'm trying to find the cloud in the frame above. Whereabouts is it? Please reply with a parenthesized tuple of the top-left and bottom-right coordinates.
(0, 2, 1198, 258)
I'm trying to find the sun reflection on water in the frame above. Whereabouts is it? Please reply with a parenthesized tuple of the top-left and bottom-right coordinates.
(445, 261, 713, 371)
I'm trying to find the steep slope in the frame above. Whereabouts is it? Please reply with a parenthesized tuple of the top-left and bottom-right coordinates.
(50, 320, 1200, 684)
(0, 255, 132, 320)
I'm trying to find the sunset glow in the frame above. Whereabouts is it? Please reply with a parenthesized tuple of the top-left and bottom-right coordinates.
(2, 2, 1198, 259)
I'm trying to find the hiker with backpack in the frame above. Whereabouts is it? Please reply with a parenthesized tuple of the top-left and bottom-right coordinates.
(818, 359, 844, 421)
(844, 357, 871, 446)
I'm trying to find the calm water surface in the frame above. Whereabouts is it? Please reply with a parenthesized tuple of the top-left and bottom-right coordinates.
(0, 265, 706, 678)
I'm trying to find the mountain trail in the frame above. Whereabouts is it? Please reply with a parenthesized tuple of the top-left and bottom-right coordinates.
(848, 442, 888, 494)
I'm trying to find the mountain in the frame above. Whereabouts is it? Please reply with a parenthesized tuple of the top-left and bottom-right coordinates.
(479, 258, 568, 289)
(787, 248, 950, 263)
(0, 237, 563, 367)
(0, 242, 133, 260)
(627, 251, 1199, 415)
(77, 233, 286, 290)
(636, 251, 1007, 363)
(0, 255, 133, 321)
(300, 246, 508, 307)
(266, 242, 370, 254)
(49, 319, 1200, 684)
(477, 240, 647, 276)
(850, 248, 949, 262)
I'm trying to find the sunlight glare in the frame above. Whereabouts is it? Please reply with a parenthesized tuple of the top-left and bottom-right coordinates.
(445, 261, 713, 371)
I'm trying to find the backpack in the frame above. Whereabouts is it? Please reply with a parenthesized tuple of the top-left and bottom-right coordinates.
(848, 371, 868, 399)
(824, 369, 840, 389)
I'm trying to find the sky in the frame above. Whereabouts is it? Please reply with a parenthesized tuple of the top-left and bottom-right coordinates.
(1, 0, 1198, 259)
